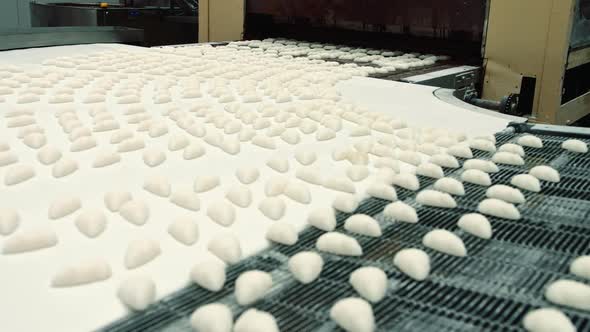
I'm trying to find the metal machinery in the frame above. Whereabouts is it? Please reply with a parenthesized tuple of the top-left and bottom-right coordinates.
(198, 0, 590, 125)
(30, 0, 198, 46)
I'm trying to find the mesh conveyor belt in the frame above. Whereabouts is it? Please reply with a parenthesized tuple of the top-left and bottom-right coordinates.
(99, 132, 590, 332)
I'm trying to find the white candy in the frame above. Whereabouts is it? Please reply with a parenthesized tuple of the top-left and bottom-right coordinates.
(288, 251, 323, 284)
(492, 151, 524, 166)
(447, 145, 473, 159)
(208, 233, 241, 264)
(518, 135, 543, 148)
(416, 163, 444, 179)
(295, 166, 324, 186)
(529, 165, 560, 183)
(119, 200, 149, 225)
(571, 256, 590, 280)
(344, 214, 382, 237)
(236, 167, 259, 184)
(393, 248, 430, 281)
(266, 222, 297, 245)
(299, 119, 318, 134)
(194, 175, 220, 192)
(143, 175, 171, 197)
(170, 190, 200, 211)
(422, 229, 466, 257)
(143, 148, 166, 167)
(204, 132, 223, 147)
(0, 208, 19, 235)
(461, 169, 491, 186)
(294, 149, 317, 165)
(0, 151, 18, 166)
(48, 196, 81, 219)
(23, 133, 46, 149)
(148, 122, 168, 138)
(280, 129, 300, 144)
(391, 173, 420, 191)
(346, 165, 369, 182)
(332, 146, 351, 161)
(7, 115, 35, 128)
(252, 135, 276, 149)
(190, 303, 233, 332)
(433, 177, 465, 196)
(499, 143, 525, 157)
(457, 213, 492, 239)
(51, 258, 111, 287)
(486, 185, 526, 204)
(92, 150, 121, 168)
(2, 227, 58, 254)
(511, 174, 541, 192)
(562, 139, 588, 153)
(316, 232, 362, 256)
(111, 129, 133, 144)
(235, 270, 273, 305)
(373, 157, 400, 172)
(70, 136, 97, 152)
(234, 309, 279, 332)
(347, 151, 369, 165)
(266, 156, 289, 173)
(4, 163, 35, 185)
(117, 138, 145, 152)
(545, 279, 590, 311)
(226, 185, 252, 208)
(470, 138, 496, 152)
(190, 259, 226, 291)
(523, 308, 575, 332)
(52, 158, 78, 178)
(416, 190, 457, 208)
(117, 276, 156, 311)
(125, 238, 161, 269)
(37, 146, 61, 165)
(366, 183, 397, 201)
(349, 267, 388, 303)
(168, 133, 189, 151)
(308, 206, 337, 231)
(430, 153, 460, 168)
(330, 297, 375, 332)
(104, 191, 132, 212)
(74, 209, 107, 238)
(168, 216, 199, 245)
(332, 194, 359, 213)
(383, 201, 418, 223)
(258, 197, 286, 221)
(478, 198, 521, 220)
(463, 159, 499, 173)
(324, 176, 356, 193)
(316, 127, 336, 141)
(183, 143, 206, 160)
(374, 168, 396, 185)
(398, 150, 422, 166)
(284, 181, 311, 204)
(264, 176, 288, 196)
(207, 200, 236, 226)
(220, 137, 241, 155)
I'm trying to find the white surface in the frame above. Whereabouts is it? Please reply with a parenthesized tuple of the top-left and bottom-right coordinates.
(0, 43, 514, 332)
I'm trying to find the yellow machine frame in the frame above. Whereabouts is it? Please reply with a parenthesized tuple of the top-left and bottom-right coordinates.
(483, 0, 590, 125)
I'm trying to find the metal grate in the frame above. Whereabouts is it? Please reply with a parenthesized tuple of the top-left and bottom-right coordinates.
(99, 132, 590, 332)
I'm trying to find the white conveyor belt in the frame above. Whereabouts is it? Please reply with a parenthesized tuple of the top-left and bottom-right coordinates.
(0, 43, 519, 332)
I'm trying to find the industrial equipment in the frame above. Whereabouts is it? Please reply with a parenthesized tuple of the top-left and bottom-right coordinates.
(199, 0, 590, 125)
(31, 0, 198, 46)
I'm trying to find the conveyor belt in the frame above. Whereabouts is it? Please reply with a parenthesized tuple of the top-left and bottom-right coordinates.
(99, 131, 590, 332)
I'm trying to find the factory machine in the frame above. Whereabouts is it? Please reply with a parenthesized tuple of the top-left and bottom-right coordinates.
(199, 0, 590, 126)
(30, 0, 198, 46)
(1, 2, 590, 332)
